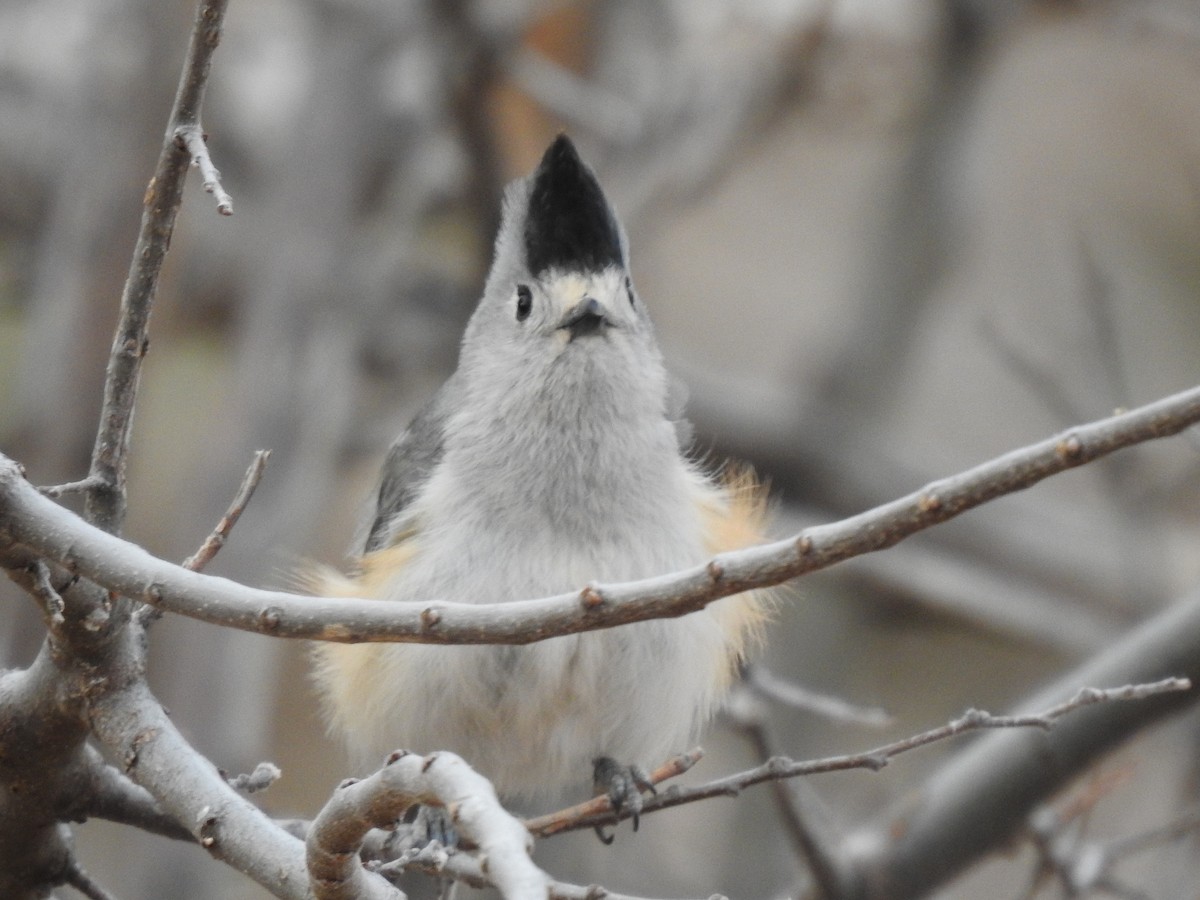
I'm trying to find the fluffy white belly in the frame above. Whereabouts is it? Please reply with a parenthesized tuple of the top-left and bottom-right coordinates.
(316, 474, 736, 801)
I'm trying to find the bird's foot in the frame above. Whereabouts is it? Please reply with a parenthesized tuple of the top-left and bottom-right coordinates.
(592, 756, 656, 844)
(396, 803, 459, 853)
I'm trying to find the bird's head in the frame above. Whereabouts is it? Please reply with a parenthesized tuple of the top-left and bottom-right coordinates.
(459, 136, 664, 408)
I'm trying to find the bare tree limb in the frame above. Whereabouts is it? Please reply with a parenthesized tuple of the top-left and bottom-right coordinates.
(506, 48, 642, 143)
(83, 0, 230, 535)
(288, 769, 707, 900)
(0, 648, 92, 898)
(531, 680, 1191, 839)
(840, 590, 1200, 900)
(80, 745, 194, 843)
(306, 750, 548, 900)
(3, 384, 1200, 645)
(269, 676, 1195, 896)
(549, 880, 722, 900)
(86, 674, 317, 900)
(0, 5, 237, 895)
(548, 881, 704, 900)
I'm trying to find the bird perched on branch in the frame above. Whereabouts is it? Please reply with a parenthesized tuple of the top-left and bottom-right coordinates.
(312, 135, 768, 823)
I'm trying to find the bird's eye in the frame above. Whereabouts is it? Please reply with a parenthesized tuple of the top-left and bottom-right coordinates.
(515, 284, 533, 321)
(625, 277, 635, 308)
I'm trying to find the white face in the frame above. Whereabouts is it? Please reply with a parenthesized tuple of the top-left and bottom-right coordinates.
(514, 267, 639, 348)
(456, 262, 666, 432)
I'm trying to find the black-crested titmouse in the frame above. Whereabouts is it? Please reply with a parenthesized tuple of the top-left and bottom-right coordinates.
(313, 136, 768, 812)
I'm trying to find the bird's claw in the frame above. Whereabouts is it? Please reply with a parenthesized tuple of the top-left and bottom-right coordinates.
(593, 756, 657, 842)
(401, 803, 459, 851)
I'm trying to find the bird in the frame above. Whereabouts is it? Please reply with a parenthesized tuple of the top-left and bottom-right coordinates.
(311, 134, 769, 822)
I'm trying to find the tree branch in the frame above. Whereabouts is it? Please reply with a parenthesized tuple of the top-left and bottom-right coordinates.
(83, 0, 230, 535)
(840, 591, 1200, 899)
(1106, 805, 1200, 860)
(0, 5, 237, 893)
(136, 450, 271, 629)
(62, 860, 120, 900)
(744, 664, 892, 728)
(3, 385, 1200, 645)
(37, 476, 106, 500)
(524, 749, 703, 839)
(414, 851, 704, 900)
(1025, 796, 1200, 897)
(80, 745, 194, 843)
(725, 681, 845, 898)
(306, 751, 548, 900)
(176, 126, 233, 216)
(527, 680, 1191, 838)
(314, 830, 696, 900)
(182, 450, 270, 573)
(86, 673, 318, 900)
(289, 763, 699, 900)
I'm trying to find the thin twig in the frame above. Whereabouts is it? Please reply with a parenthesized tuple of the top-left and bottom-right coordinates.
(37, 476, 106, 499)
(1039, 765, 1136, 832)
(182, 450, 270, 573)
(225, 761, 282, 795)
(82, 0, 230, 536)
(1023, 681, 1191, 725)
(523, 749, 702, 838)
(978, 315, 1088, 426)
(745, 664, 892, 728)
(725, 683, 845, 898)
(539, 680, 1192, 836)
(1077, 230, 1130, 411)
(63, 860, 120, 900)
(404, 849, 709, 900)
(506, 48, 642, 142)
(136, 450, 270, 628)
(1107, 805, 1200, 860)
(274, 684, 1192, 898)
(1026, 795, 1196, 900)
(4, 384, 1200, 644)
(550, 877, 718, 900)
(26, 560, 66, 635)
(176, 126, 233, 215)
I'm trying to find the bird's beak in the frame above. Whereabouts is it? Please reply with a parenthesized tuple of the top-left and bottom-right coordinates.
(558, 297, 609, 339)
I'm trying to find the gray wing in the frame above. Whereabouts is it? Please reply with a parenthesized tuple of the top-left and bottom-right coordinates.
(362, 376, 460, 553)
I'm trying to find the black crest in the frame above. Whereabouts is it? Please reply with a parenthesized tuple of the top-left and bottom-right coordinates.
(524, 135, 623, 277)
